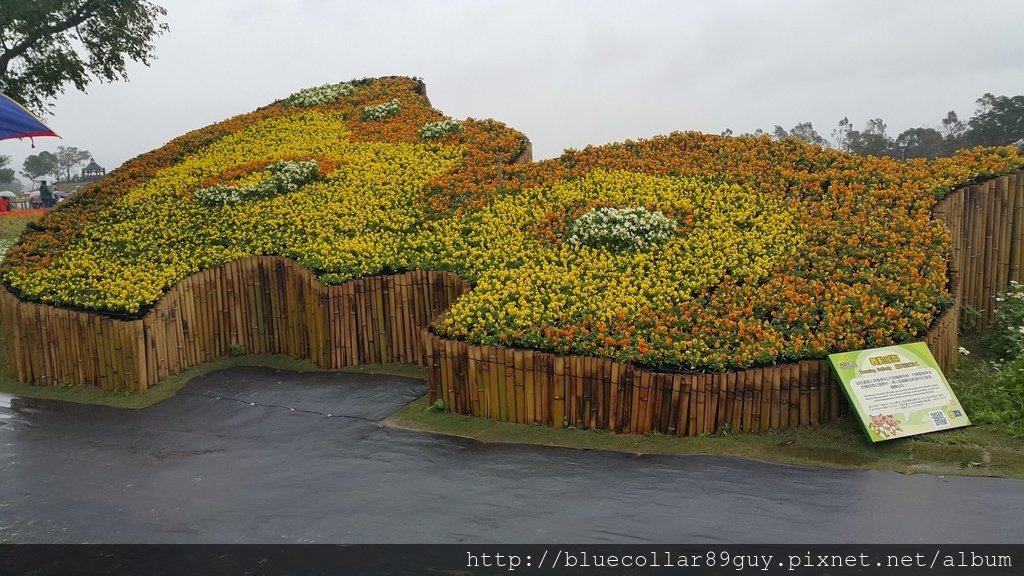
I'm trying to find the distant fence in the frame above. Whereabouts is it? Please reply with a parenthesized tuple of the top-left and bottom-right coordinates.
(0, 170, 1020, 435)
(0, 260, 469, 391)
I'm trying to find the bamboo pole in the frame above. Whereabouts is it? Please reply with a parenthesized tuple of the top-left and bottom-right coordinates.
(788, 362, 800, 428)
(983, 181, 997, 324)
(552, 355, 566, 428)
(726, 370, 741, 432)
(467, 341, 482, 417)
(503, 348, 517, 423)
(684, 374, 697, 436)
(996, 177, 1010, 300)
(1012, 174, 1024, 283)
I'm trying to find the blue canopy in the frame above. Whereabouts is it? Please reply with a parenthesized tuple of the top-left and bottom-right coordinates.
(0, 93, 59, 142)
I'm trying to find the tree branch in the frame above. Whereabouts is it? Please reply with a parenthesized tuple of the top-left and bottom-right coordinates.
(0, 0, 106, 78)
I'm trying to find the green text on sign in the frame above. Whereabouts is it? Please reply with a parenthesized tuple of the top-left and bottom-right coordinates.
(827, 342, 970, 443)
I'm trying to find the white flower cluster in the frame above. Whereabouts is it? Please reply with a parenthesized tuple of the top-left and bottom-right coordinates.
(419, 119, 463, 140)
(360, 99, 401, 121)
(567, 206, 677, 251)
(194, 160, 320, 206)
(989, 280, 1024, 360)
(285, 82, 354, 107)
(0, 238, 14, 262)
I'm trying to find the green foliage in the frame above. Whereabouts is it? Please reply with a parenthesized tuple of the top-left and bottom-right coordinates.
(894, 127, 945, 160)
(959, 304, 982, 334)
(54, 146, 92, 182)
(965, 94, 1024, 147)
(952, 357, 1024, 439)
(830, 93, 1024, 159)
(426, 398, 445, 412)
(835, 118, 893, 157)
(0, 0, 169, 114)
(227, 343, 245, 357)
(986, 281, 1024, 361)
(21, 152, 59, 181)
(954, 319, 1024, 440)
(0, 155, 14, 184)
(773, 122, 830, 147)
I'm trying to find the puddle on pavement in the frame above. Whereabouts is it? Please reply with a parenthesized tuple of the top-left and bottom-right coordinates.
(0, 393, 72, 418)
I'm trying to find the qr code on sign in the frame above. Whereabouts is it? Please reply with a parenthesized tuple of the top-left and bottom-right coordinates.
(929, 410, 949, 427)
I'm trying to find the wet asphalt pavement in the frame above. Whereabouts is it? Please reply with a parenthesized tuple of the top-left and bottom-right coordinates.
(2, 366, 1023, 544)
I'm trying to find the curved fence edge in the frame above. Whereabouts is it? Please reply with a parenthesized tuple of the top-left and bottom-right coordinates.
(0, 260, 469, 391)
(0, 170, 1019, 436)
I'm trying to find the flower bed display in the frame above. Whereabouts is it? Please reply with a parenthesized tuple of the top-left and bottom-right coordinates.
(1, 75, 1022, 399)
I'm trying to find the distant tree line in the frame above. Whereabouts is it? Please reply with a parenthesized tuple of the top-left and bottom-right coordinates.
(20, 146, 92, 184)
(722, 93, 1024, 159)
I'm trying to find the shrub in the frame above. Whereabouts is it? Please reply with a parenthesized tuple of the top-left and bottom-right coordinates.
(987, 280, 1024, 360)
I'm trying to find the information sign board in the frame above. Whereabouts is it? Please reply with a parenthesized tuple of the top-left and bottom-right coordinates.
(827, 342, 970, 442)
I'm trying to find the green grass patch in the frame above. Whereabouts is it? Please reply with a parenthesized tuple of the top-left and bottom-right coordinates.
(951, 333, 1024, 438)
(385, 396, 1024, 478)
(0, 213, 42, 239)
(337, 363, 427, 379)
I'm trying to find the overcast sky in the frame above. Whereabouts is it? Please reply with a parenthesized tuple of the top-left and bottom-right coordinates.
(3, 0, 1024, 184)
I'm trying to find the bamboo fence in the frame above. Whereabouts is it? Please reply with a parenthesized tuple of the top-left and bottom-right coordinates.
(0, 258, 469, 391)
(0, 170, 1019, 436)
(932, 171, 1024, 330)
(423, 303, 959, 436)
(419, 170, 1022, 435)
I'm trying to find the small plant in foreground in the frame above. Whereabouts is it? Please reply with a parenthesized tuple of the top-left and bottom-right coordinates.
(986, 281, 1024, 360)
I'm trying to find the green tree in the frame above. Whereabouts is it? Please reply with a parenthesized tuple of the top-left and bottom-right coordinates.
(0, 155, 14, 184)
(832, 117, 853, 152)
(846, 118, 894, 157)
(941, 110, 966, 139)
(0, 0, 168, 114)
(963, 93, 1024, 147)
(790, 122, 829, 147)
(54, 146, 92, 181)
(0, 179, 23, 194)
(774, 123, 829, 147)
(21, 151, 60, 181)
(894, 127, 945, 160)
